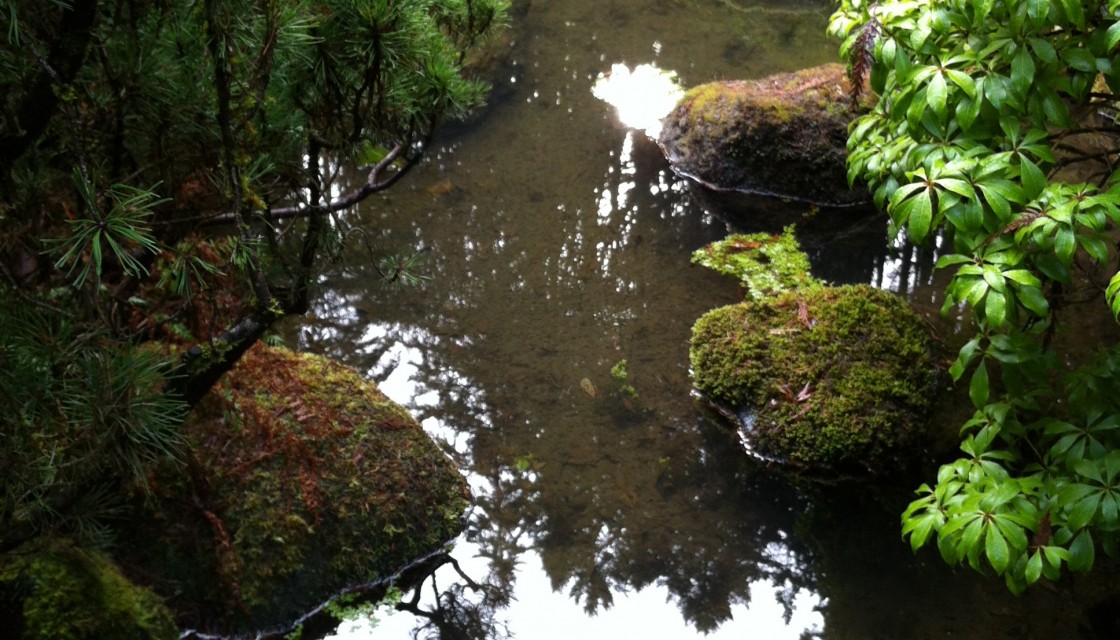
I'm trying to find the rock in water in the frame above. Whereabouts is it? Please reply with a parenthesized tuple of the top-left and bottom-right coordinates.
(658, 63, 870, 208)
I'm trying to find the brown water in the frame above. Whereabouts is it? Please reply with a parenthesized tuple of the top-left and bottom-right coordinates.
(282, 1, 1119, 638)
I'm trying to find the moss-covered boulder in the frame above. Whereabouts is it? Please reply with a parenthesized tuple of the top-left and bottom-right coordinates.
(690, 285, 943, 475)
(118, 344, 470, 635)
(658, 63, 870, 207)
(0, 537, 178, 640)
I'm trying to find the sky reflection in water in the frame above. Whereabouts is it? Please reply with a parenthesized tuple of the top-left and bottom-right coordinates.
(289, 1, 1113, 638)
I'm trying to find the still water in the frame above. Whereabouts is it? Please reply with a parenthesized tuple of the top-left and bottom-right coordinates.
(282, 1, 1118, 638)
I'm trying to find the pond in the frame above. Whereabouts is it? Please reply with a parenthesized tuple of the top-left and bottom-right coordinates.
(280, 1, 1119, 638)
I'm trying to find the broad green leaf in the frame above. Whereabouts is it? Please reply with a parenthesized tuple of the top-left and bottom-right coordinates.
(1016, 284, 1049, 317)
(1068, 494, 1101, 530)
(1061, 48, 1096, 73)
(983, 265, 1007, 293)
(1029, 38, 1057, 64)
(1055, 228, 1076, 264)
(1101, 494, 1119, 524)
(936, 254, 974, 269)
(1025, 550, 1043, 584)
(1108, 21, 1120, 52)
(1068, 529, 1095, 572)
(986, 289, 1008, 327)
(1011, 47, 1035, 93)
(1002, 269, 1041, 288)
(1034, 254, 1071, 283)
(965, 277, 989, 307)
(945, 68, 976, 98)
(986, 526, 1011, 572)
(1020, 156, 1047, 201)
(927, 72, 948, 120)
(905, 189, 934, 241)
(1079, 234, 1110, 262)
(956, 95, 981, 131)
(1075, 458, 1104, 483)
(1059, 0, 1086, 29)
(1106, 271, 1120, 318)
(937, 178, 975, 199)
(970, 360, 990, 408)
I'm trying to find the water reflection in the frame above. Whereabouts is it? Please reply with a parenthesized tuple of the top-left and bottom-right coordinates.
(288, 1, 1116, 638)
(591, 63, 683, 137)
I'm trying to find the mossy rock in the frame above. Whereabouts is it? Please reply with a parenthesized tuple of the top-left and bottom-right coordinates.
(118, 344, 470, 635)
(658, 63, 871, 207)
(0, 537, 178, 640)
(691, 226, 817, 301)
(690, 285, 944, 475)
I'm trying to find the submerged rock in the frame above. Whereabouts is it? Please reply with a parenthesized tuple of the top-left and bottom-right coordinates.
(658, 63, 870, 208)
(690, 285, 944, 476)
(118, 344, 470, 635)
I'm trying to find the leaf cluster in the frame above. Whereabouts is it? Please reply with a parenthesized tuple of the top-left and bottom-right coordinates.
(831, 0, 1120, 591)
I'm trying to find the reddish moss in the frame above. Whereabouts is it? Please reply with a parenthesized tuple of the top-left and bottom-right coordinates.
(118, 344, 469, 635)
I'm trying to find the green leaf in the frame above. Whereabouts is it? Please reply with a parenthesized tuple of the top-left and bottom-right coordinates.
(985, 289, 1007, 327)
(1062, 48, 1097, 73)
(1068, 529, 1095, 572)
(1029, 38, 1057, 64)
(1020, 156, 1047, 201)
(1011, 47, 1035, 93)
(1068, 494, 1102, 530)
(927, 72, 948, 120)
(956, 95, 981, 131)
(1055, 227, 1076, 264)
(1108, 21, 1120, 52)
(1079, 234, 1110, 262)
(1025, 550, 1043, 584)
(983, 265, 1007, 293)
(986, 525, 1011, 573)
(1002, 269, 1040, 288)
(1016, 284, 1050, 317)
(905, 189, 934, 241)
(970, 360, 990, 408)
(1106, 271, 1120, 318)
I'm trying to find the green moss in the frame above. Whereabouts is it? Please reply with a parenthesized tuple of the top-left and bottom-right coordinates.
(691, 226, 818, 300)
(119, 344, 470, 634)
(690, 285, 944, 475)
(0, 538, 178, 640)
(609, 359, 638, 398)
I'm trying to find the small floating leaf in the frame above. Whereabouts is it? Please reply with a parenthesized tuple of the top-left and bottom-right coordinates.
(580, 377, 597, 397)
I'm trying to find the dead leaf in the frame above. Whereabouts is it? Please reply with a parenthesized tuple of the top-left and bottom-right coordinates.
(580, 377, 597, 398)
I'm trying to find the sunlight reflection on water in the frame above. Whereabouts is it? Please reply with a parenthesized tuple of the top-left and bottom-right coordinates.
(591, 63, 684, 138)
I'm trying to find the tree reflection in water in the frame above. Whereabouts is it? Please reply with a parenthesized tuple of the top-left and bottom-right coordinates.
(395, 554, 511, 640)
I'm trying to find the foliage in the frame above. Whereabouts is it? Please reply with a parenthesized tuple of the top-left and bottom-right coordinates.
(0, 0, 505, 561)
(831, 0, 1120, 590)
(690, 285, 943, 474)
(0, 537, 178, 640)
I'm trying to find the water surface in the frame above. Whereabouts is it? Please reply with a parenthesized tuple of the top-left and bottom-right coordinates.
(283, 1, 1118, 638)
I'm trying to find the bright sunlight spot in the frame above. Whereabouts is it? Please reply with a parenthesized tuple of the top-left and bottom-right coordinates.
(592, 63, 684, 138)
